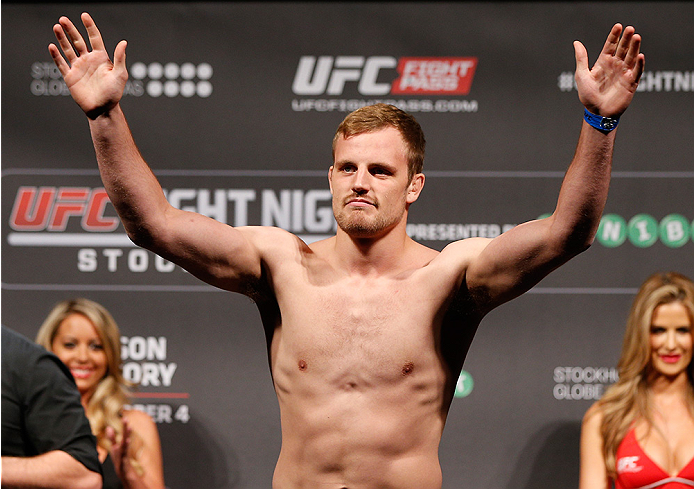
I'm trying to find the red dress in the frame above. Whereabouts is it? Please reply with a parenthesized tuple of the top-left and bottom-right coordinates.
(615, 428, 694, 489)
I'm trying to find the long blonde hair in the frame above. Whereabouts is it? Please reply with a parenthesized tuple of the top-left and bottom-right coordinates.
(36, 298, 143, 473)
(599, 272, 694, 478)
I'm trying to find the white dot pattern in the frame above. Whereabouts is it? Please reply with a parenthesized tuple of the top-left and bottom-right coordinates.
(130, 62, 214, 98)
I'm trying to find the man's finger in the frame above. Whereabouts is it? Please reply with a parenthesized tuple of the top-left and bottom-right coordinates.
(81, 12, 106, 52)
(53, 22, 78, 63)
(60, 16, 89, 56)
(633, 53, 646, 84)
(573, 40, 589, 76)
(48, 43, 70, 77)
(614, 26, 635, 61)
(623, 33, 642, 69)
(113, 40, 128, 74)
(600, 23, 623, 57)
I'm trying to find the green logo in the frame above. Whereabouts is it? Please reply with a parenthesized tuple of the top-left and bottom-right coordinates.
(454, 370, 474, 398)
(538, 212, 691, 247)
(597, 214, 627, 247)
(628, 214, 659, 248)
(659, 214, 691, 248)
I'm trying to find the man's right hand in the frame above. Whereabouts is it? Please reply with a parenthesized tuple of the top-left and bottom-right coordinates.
(49, 12, 128, 120)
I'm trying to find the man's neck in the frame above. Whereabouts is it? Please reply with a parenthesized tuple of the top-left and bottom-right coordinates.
(332, 222, 412, 276)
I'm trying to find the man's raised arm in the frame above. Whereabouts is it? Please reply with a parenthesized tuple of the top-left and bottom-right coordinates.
(464, 23, 645, 312)
(49, 13, 264, 292)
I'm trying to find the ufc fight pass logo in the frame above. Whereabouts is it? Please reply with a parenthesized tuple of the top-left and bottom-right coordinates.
(292, 56, 478, 96)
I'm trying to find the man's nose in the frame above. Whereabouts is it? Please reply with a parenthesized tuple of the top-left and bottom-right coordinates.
(352, 169, 370, 193)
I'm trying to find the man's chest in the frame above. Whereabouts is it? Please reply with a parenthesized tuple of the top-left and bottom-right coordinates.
(271, 272, 453, 360)
(279, 269, 450, 323)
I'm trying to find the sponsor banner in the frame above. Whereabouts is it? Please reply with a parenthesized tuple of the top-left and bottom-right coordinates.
(553, 366, 619, 401)
(3, 170, 692, 288)
(3, 3, 694, 489)
(539, 212, 694, 248)
(597, 213, 693, 248)
(30, 61, 214, 99)
(392, 57, 477, 95)
(292, 55, 478, 113)
(558, 70, 694, 93)
(121, 335, 189, 425)
(1, 171, 334, 286)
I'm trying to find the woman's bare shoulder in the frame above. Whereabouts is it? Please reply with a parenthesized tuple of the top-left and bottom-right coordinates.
(583, 401, 605, 428)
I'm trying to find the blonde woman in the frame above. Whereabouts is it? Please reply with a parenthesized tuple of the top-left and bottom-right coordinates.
(579, 272, 694, 489)
(37, 298, 165, 489)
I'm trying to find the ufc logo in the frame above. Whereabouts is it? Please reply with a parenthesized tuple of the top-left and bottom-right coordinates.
(292, 56, 397, 96)
(617, 456, 642, 474)
(10, 186, 119, 232)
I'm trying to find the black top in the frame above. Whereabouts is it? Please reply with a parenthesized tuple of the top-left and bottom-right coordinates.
(1, 325, 102, 476)
(102, 453, 124, 489)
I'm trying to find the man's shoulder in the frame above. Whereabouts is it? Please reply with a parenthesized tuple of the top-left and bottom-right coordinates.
(440, 237, 492, 252)
(2, 326, 47, 366)
(241, 225, 319, 252)
(2, 326, 74, 399)
(233, 227, 330, 300)
(409, 238, 493, 299)
(433, 237, 492, 266)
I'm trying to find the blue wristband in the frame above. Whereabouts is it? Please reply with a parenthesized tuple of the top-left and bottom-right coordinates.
(584, 108, 619, 133)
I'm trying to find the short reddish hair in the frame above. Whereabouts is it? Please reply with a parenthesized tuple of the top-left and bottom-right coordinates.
(332, 103, 425, 180)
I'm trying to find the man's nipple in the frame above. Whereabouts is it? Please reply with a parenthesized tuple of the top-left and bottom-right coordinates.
(298, 359, 308, 371)
(402, 361, 415, 376)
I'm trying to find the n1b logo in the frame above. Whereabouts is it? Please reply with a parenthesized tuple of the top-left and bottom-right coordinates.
(598, 213, 692, 248)
(292, 56, 477, 96)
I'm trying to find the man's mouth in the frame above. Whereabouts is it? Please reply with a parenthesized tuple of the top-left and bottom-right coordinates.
(346, 198, 375, 207)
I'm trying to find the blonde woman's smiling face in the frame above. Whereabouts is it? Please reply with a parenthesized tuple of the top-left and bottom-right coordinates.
(51, 312, 108, 399)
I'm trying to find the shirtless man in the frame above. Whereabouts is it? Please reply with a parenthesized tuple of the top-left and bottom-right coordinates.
(49, 13, 644, 488)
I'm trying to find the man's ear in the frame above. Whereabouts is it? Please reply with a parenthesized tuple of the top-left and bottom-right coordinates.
(406, 173, 425, 204)
(328, 166, 334, 195)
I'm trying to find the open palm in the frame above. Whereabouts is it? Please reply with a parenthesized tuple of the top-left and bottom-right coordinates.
(574, 24, 645, 118)
(49, 13, 128, 119)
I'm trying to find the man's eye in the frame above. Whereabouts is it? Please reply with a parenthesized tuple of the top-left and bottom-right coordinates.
(371, 167, 391, 176)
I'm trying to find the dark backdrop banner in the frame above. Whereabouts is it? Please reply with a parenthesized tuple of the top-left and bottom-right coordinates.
(2, 2, 693, 488)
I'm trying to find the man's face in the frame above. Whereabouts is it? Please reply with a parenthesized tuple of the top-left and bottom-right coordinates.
(329, 127, 423, 238)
